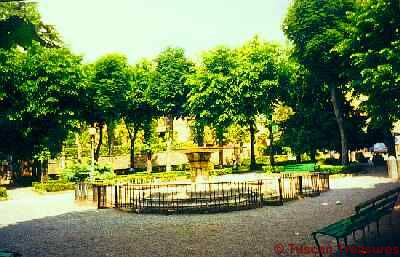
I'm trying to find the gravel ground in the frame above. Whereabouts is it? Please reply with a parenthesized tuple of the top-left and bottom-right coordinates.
(0, 170, 399, 257)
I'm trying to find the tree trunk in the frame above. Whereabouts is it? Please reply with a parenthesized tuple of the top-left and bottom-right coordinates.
(94, 123, 104, 162)
(218, 144, 224, 168)
(329, 84, 349, 165)
(166, 115, 174, 141)
(384, 129, 396, 156)
(249, 121, 257, 170)
(310, 149, 316, 162)
(40, 160, 48, 183)
(107, 120, 114, 156)
(166, 115, 174, 172)
(75, 133, 82, 163)
(269, 124, 275, 166)
(296, 153, 301, 163)
(129, 130, 137, 170)
(146, 152, 152, 174)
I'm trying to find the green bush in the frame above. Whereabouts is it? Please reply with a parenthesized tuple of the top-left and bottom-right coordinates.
(209, 168, 233, 176)
(60, 163, 115, 182)
(262, 165, 284, 173)
(319, 158, 341, 165)
(0, 187, 7, 200)
(274, 155, 289, 163)
(33, 181, 75, 192)
(319, 165, 345, 174)
(60, 163, 91, 182)
(319, 163, 363, 174)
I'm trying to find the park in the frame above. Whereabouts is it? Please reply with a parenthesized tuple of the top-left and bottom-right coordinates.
(1, 0, 400, 256)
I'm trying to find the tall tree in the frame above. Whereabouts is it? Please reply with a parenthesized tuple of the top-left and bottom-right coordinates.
(151, 47, 193, 140)
(87, 54, 131, 160)
(187, 46, 237, 166)
(150, 47, 193, 171)
(0, 1, 62, 49)
(283, 0, 355, 165)
(339, 0, 400, 155)
(232, 37, 282, 170)
(123, 60, 155, 170)
(0, 45, 85, 179)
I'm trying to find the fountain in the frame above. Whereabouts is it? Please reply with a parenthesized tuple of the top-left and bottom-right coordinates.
(182, 147, 218, 182)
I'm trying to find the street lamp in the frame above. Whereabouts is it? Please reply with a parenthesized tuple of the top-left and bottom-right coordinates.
(88, 127, 97, 178)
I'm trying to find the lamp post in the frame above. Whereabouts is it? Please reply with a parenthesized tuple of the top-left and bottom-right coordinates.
(88, 127, 97, 179)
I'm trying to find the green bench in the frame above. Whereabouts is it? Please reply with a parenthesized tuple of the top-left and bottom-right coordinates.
(312, 187, 400, 257)
(0, 251, 21, 257)
(283, 163, 318, 174)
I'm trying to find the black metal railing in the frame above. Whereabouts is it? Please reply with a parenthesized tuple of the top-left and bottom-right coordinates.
(75, 172, 330, 214)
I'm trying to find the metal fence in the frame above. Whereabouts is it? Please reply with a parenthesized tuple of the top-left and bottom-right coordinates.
(75, 172, 330, 214)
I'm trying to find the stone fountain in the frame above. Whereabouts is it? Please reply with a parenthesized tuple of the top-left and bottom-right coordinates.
(182, 147, 219, 182)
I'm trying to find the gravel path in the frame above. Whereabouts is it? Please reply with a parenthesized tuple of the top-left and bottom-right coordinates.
(0, 171, 399, 257)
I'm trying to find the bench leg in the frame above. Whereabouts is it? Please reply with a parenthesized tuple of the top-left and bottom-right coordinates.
(312, 233, 324, 257)
(336, 238, 342, 252)
(376, 220, 380, 236)
(352, 231, 356, 241)
(362, 227, 366, 242)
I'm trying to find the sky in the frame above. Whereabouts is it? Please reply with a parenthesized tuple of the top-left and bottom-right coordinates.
(38, 0, 291, 63)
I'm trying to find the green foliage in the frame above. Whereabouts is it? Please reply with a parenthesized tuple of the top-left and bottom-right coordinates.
(319, 163, 363, 174)
(60, 163, 90, 182)
(32, 181, 75, 192)
(262, 165, 284, 173)
(0, 187, 7, 200)
(283, 0, 356, 165)
(60, 163, 114, 182)
(186, 46, 237, 142)
(232, 37, 283, 125)
(151, 47, 193, 119)
(0, 2, 62, 49)
(209, 167, 233, 176)
(0, 45, 85, 160)
(86, 54, 131, 124)
(339, 0, 400, 154)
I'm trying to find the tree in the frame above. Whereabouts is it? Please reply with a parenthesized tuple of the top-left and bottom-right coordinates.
(123, 60, 155, 170)
(339, 0, 400, 155)
(0, 1, 62, 49)
(86, 54, 131, 161)
(283, 0, 356, 165)
(0, 45, 85, 180)
(150, 47, 193, 171)
(151, 47, 193, 140)
(186, 46, 237, 166)
(232, 37, 282, 170)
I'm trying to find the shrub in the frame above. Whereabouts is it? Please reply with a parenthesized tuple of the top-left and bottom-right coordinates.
(319, 158, 341, 165)
(60, 163, 115, 182)
(319, 163, 363, 174)
(60, 163, 91, 182)
(262, 165, 284, 173)
(274, 155, 289, 163)
(319, 165, 346, 174)
(32, 181, 75, 192)
(0, 187, 7, 200)
(209, 168, 233, 176)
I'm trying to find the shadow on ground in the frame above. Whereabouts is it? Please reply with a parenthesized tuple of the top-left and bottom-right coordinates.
(0, 172, 399, 257)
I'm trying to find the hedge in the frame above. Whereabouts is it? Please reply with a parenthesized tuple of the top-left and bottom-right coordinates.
(0, 187, 7, 200)
(33, 181, 75, 192)
(209, 168, 233, 176)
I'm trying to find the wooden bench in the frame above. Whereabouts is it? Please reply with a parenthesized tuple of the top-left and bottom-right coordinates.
(312, 187, 400, 257)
